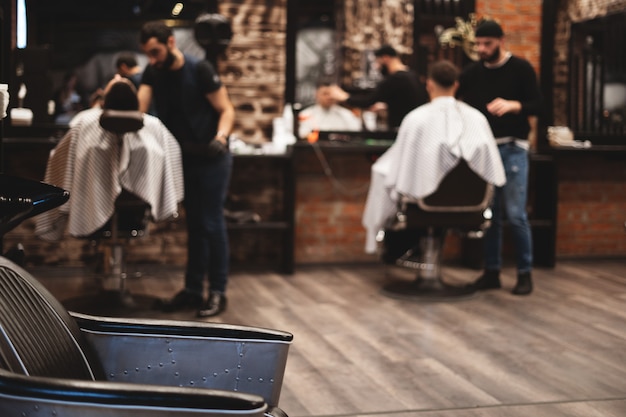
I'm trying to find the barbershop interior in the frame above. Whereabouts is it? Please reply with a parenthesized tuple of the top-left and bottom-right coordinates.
(0, 0, 625, 416)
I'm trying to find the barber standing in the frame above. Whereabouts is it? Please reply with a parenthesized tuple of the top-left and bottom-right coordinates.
(457, 19, 543, 295)
(330, 45, 428, 131)
(138, 20, 235, 317)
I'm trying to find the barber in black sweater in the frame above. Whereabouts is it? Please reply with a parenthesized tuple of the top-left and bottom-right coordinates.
(457, 19, 543, 296)
(330, 45, 428, 131)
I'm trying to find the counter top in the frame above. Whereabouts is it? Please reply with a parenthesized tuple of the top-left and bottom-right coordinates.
(291, 139, 394, 154)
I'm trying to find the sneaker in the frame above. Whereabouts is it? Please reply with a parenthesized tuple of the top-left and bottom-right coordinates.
(154, 290, 203, 313)
(197, 292, 227, 318)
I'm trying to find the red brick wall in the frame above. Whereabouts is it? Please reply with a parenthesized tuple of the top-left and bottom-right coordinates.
(293, 149, 378, 264)
(556, 154, 626, 258)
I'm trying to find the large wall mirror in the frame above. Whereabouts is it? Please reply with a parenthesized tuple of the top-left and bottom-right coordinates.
(286, 0, 475, 111)
(568, 12, 626, 139)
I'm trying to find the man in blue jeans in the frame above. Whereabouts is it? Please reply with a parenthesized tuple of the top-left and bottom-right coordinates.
(138, 21, 235, 316)
(457, 19, 543, 295)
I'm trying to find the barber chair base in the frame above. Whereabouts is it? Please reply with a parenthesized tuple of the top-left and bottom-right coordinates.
(381, 232, 477, 301)
(62, 247, 158, 316)
(382, 276, 477, 301)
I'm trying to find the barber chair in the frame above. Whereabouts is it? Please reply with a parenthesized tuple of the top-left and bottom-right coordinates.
(72, 188, 152, 312)
(381, 159, 493, 301)
(64, 110, 158, 314)
(0, 175, 293, 417)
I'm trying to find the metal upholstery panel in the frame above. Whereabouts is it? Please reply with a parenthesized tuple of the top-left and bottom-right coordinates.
(74, 315, 292, 408)
(73, 314, 294, 342)
(0, 369, 267, 417)
(0, 257, 102, 380)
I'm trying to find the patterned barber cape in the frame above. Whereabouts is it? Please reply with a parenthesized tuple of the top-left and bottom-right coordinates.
(362, 96, 506, 253)
(35, 109, 184, 240)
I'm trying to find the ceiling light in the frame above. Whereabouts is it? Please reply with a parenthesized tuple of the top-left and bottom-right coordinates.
(171, 2, 184, 16)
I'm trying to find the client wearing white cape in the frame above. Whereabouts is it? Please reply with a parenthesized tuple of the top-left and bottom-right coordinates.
(35, 109, 184, 241)
(362, 96, 506, 253)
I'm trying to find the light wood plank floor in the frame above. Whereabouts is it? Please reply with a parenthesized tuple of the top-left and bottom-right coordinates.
(30, 259, 626, 417)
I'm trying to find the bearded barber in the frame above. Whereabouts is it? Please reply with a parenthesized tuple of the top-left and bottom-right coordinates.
(457, 19, 543, 296)
(330, 45, 428, 131)
(138, 20, 235, 317)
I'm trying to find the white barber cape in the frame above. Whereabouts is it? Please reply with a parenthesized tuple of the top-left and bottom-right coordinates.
(35, 109, 184, 241)
(362, 96, 506, 253)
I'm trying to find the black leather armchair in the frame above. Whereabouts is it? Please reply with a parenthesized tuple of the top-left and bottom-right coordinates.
(0, 174, 293, 417)
(381, 159, 494, 300)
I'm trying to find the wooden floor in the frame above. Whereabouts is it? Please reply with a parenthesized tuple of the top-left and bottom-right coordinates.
(30, 259, 626, 417)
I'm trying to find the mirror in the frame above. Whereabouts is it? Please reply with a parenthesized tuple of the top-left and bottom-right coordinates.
(569, 12, 626, 138)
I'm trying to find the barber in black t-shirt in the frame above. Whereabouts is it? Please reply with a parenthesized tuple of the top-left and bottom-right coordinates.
(330, 45, 428, 131)
(138, 20, 235, 318)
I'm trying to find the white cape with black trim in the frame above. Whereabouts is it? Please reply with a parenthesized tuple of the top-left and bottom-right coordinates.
(35, 109, 184, 240)
(362, 97, 506, 253)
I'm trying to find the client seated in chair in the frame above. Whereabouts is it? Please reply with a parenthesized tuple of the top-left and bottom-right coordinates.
(362, 60, 506, 298)
(35, 75, 183, 241)
(34, 76, 183, 310)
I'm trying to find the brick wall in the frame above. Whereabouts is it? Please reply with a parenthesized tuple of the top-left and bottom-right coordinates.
(293, 149, 377, 264)
(556, 154, 626, 258)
